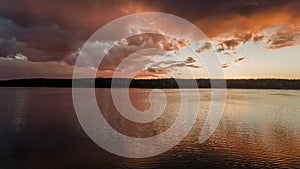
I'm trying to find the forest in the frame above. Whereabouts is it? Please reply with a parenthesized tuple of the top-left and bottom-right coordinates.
(0, 78, 299, 89)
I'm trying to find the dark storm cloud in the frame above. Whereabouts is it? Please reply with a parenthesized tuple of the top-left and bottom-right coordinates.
(153, 0, 300, 37)
(0, 17, 81, 62)
(126, 0, 299, 24)
(0, 0, 122, 29)
(0, 0, 127, 62)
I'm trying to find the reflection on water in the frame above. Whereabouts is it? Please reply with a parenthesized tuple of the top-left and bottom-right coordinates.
(0, 88, 299, 168)
(12, 89, 27, 132)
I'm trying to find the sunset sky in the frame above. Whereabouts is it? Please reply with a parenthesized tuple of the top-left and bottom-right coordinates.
(0, 0, 299, 79)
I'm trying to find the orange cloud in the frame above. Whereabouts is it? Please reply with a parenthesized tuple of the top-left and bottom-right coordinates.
(134, 69, 169, 79)
(266, 25, 300, 49)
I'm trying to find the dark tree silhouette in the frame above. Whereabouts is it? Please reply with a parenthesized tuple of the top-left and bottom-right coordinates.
(0, 78, 299, 89)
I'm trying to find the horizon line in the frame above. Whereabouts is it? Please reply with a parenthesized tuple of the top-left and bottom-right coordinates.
(1, 77, 300, 81)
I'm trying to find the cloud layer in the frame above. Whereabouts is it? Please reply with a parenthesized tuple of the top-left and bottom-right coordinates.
(0, 0, 299, 78)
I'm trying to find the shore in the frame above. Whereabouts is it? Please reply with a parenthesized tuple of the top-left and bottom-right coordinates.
(0, 78, 299, 89)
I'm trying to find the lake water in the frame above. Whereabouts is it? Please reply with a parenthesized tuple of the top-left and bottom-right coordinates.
(0, 88, 299, 168)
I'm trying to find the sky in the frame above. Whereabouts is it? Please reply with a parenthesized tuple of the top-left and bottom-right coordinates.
(0, 0, 299, 79)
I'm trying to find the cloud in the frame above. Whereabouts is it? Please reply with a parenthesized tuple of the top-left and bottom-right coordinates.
(76, 33, 193, 73)
(84, 34, 203, 78)
(0, 17, 79, 62)
(0, 0, 300, 79)
(187, 65, 201, 68)
(0, 0, 299, 58)
(196, 42, 212, 53)
(220, 39, 242, 50)
(235, 57, 246, 63)
(220, 64, 229, 69)
(220, 57, 247, 69)
(216, 32, 265, 51)
(0, 59, 71, 79)
(0, 53, 28, 61)
(266, 25, 300, 49)
(134, 69, 169, 79)
(144, 54, 201, 75)
(184, 56, 196, 64)
(7, 53, 28, 61)
(214, 24, 300, 51)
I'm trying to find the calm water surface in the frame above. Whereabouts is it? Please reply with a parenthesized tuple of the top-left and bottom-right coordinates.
(0, 88, 299, 169)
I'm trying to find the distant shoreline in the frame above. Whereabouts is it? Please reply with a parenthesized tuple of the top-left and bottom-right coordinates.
(0, 78, 299, 89)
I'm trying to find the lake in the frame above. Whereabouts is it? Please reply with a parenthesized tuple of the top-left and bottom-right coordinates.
(0, 88, 299, 168)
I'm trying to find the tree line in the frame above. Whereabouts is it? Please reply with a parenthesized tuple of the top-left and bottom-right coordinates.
(0, 78, 299, 89)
